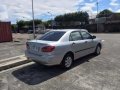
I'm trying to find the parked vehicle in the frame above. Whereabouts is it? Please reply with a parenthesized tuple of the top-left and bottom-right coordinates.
(25, 29, 103, 69)
(27, 30, 33, 34)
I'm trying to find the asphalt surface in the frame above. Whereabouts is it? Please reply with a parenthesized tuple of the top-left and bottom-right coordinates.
(0, 34, 41, 60)
(0, 34, 120, 90)
(0, 41, 25, 60)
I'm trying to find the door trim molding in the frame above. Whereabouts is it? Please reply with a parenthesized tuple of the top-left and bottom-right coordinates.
(75, 46, 96, 53)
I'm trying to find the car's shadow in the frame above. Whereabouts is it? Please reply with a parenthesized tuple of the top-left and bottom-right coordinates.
(12, 54, 97, 85)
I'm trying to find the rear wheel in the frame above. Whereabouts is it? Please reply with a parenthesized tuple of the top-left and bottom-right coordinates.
(61, 54, 73, 69)
(94, 45, 101, 55)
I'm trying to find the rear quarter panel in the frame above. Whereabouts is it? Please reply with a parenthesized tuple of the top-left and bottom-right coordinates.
(50, 41, 73, 64)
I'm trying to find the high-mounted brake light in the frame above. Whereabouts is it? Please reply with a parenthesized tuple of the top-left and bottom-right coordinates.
(41, 46, 55, 52)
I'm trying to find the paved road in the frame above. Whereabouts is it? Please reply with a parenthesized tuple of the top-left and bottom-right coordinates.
(0, 34, 41, 60)
(0, 34, 120, 90)
(0, 33, 29, 60)
(0, 42, 25, 60)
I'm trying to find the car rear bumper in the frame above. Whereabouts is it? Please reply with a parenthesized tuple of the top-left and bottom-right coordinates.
(25, 51, 63, 66)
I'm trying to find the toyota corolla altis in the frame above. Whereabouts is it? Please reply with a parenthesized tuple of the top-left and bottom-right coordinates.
(25, 29, 103, 69)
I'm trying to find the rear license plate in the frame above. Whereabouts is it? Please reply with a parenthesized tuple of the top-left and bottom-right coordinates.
(30, 45, 39, 52)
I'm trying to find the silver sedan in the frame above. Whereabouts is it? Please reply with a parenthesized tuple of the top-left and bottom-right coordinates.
(25, 29, 103, 69)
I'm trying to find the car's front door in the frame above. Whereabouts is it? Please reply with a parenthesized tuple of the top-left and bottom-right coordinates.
(80, 31, 96, 55)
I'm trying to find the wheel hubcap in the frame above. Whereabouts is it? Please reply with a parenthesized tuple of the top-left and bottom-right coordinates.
(97, 47, 101, 54)
(65, 56, 72, 68)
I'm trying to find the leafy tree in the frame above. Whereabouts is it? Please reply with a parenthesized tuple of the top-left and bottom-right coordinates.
(54, 11, 89, 28)
(55, 11, 89, 23)
(17, 19, 42, 28)
(11, 24, 17, 33)
(96, 9, 113, 18)
(43, 20, 54, 28)
(17, 20, 26, 28)
(16, 19, 42, 32)
(28, 19, 42, 26)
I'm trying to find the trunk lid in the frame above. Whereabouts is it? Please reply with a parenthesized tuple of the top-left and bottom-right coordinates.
(27, 40, 55, 55)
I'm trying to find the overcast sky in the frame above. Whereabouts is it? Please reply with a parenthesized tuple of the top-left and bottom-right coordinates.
(0, 0, 120, 23)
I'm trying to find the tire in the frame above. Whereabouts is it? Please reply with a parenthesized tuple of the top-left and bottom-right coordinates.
(61, 54, 73, 69)
(94, 45, 101, 55)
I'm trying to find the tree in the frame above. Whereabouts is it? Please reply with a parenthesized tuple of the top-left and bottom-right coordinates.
(28, 19, 42, 26)
(17, 19, 42, 27)
(96, 9, 113, 18)
(55, 11, 89, 23)
(11, 24, 17, 33)
(44, 20, 52, 26)
(54, 11, 89, 28)
(17, 20, 26, 28)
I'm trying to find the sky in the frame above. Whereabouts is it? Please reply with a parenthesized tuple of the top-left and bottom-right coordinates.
(0, 0, 120, 24)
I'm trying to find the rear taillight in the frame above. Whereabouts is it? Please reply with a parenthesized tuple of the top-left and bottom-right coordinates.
(41, 46, 55, 52)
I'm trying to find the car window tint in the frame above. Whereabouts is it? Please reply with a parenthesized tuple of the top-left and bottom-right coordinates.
(81, 31, 92, 39)
(39, 31, 65, 41)
(70, 31, 82, 41)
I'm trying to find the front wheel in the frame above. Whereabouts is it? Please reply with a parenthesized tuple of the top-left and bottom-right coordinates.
(61, 54, 73, 69)
(94, 45, 101, 55)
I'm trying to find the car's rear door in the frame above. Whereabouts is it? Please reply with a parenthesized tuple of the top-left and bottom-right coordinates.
(69, 31, 87, 59)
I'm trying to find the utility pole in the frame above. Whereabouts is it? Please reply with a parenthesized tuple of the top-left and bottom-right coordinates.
(16, 20, 18, 33)
(96, 0, 99, 33)
(97, 1, 98, 16)
(48, 12, 53, 29)
(32, 0, 36, 39)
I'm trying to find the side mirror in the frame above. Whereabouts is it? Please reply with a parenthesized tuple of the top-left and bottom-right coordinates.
(92, 35, 96, 39)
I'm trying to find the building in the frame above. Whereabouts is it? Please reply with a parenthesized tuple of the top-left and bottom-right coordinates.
(87, 13, 120, 32)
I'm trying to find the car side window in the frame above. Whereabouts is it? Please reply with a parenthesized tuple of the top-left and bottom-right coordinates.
(70, 31, 82, 41)
(81, 31, 92, 39)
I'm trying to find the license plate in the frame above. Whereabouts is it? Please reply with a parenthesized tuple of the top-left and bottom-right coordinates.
(30, 45, 38, 52)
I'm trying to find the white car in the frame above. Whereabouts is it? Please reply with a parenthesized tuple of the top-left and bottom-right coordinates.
(25, 29, 103, 69)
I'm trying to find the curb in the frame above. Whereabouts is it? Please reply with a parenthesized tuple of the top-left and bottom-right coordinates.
(0, 55, 32, 71)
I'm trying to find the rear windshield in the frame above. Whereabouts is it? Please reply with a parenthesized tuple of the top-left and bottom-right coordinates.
(38, 31, 66, 41)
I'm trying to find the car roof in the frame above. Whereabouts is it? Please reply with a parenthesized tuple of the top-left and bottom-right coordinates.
(50, 29, 87, 32)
